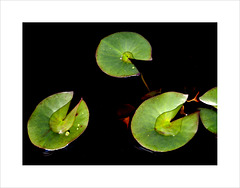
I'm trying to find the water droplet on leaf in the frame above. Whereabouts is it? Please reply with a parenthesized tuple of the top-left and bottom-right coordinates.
(65, 131, 70, 136)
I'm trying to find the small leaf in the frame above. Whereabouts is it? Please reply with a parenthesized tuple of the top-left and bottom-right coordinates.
(199, 108, 217, 134)
(96, 32, 152, 78)
(27, 92, 90, 150)
(199, 87, 217, 108)
(116, 104, 135, 118)
(141, 88, 162, 100)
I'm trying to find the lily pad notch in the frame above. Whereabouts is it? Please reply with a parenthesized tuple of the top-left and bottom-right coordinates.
(96, 32, 152, 78)
(27, 91, 90, 151)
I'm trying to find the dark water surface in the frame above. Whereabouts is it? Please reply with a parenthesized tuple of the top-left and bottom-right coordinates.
(23, 23, 217, 165)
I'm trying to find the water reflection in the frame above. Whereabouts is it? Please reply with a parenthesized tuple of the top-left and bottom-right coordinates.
(42, 150, 54, 157)
(133, 145, 155, 154)
(42, 144, 70, 157)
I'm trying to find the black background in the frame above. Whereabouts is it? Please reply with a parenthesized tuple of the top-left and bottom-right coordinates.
(23, 23, 217, 165)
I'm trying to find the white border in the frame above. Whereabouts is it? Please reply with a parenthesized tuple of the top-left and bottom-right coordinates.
(1, 1, 239, 187)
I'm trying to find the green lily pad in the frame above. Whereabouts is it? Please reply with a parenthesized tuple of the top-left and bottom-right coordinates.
(96, 32, 152, 78)
(199, 108, 217, 134)
(27, 91, 89, 151)
(131, 92, 199, 152)
(199, 87, 217, 108)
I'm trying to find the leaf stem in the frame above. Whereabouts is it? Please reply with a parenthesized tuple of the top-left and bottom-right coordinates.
(187, 91, 200, 103)
(140, 73, 150, 92)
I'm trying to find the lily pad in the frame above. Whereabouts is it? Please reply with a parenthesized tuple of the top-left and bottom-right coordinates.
(199, 108, 217, 134)
(199, 87, 217, 108)
(96, 32, 152, 78)
(27, 91, 89, 151)
(131, 92, 199, 152)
